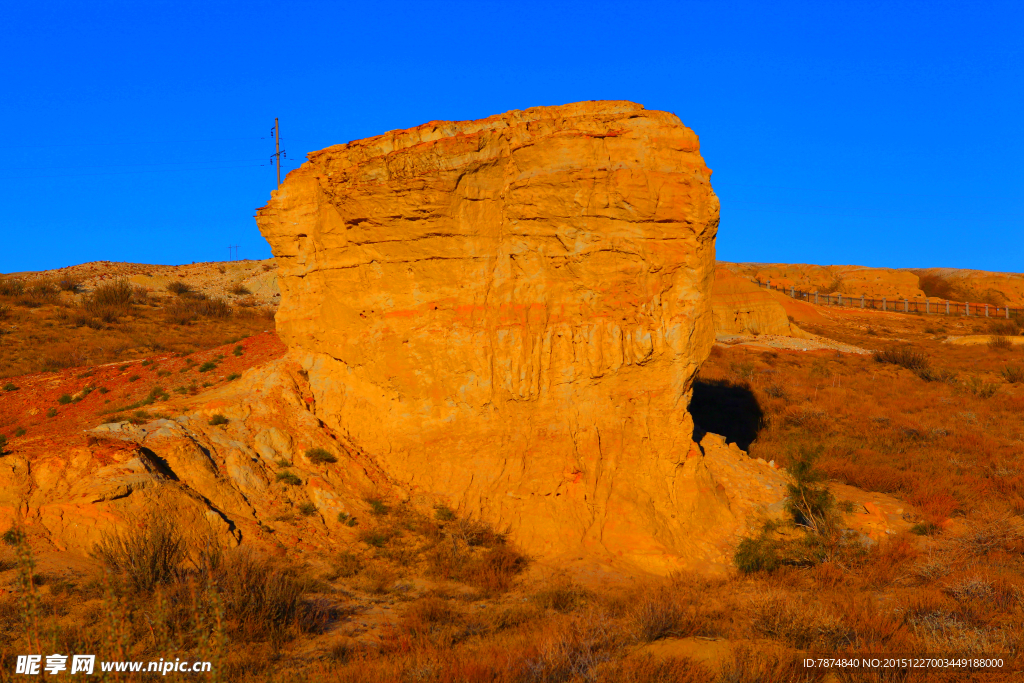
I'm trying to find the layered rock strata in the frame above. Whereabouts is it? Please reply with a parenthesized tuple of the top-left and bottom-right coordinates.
(1, 102, 795, 574)
(253, 101, 765, 571)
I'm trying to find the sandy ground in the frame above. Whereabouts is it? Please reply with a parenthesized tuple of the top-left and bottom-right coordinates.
(716, 333, 870, 355)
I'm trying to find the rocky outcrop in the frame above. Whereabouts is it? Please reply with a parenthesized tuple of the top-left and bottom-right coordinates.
(251, 100, 783, 572)
(1, 103, 794, 575)
(711, 268, 808, 337)
(721, 263, 927, 300)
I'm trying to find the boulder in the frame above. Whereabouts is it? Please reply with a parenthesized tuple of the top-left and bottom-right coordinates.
(3, 103, 791, 575)
(253, 101, 779, 571)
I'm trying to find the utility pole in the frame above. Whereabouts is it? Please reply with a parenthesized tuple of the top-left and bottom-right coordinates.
(270, 118, 286, 189)
(228, 245, 240, 260)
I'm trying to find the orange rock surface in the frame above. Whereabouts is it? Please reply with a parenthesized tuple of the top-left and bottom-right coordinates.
(720, 262, 1024, 306)
(1, 103, 797, 575)
(711, 267, 807, 337)
(251, 101, 783, 571)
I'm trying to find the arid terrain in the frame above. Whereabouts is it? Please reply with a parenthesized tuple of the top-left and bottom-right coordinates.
(2, 102, 1023, 682)
(2, 260, 1024, 682)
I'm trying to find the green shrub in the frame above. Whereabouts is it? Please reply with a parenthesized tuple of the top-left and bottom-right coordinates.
(435, 505, 457, 522)
(337, 512, 358, 527)
(46, 408, 57, 418)
(305, 447, 337, 464)
(233, 345, 244, 357)
(0, 435, 7, 452)
(97, 387, 109, 394)
(57, 394, 72, 404)
(367, 498, 390, 516)
(2, 528, 25, 545)
(14, 428, 25, 437)
(208, 414, 229, 426)
(785, 446, 838, 535)
(198, 361, 217, 373)
(276, 471, 302, 486)
(735, 532, 782, 574)
(911, 521, 941, 536)
(298, 502, 317, 516)
(2, 383, 17, 391)
(128, 374, 140, 382)
(141, 359, 153, 366)
(226, 373, 241, 381)
(359, 531, 389, 548)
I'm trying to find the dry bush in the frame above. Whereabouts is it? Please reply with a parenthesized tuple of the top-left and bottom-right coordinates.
(1001, 365, 1024, 383)
(873, 345, 929, 373)
(380, 597, 479, 652)
(860, 533, 919, 588)
(717, 644, 823, 683)
(230, 283, 251, 295)
(132, 285, 149, 302)
(533, 581, 592, 614)
(56, 275, 81, 292)
(988, 335, 1013, 350)
(515, 609, 619, 682)
(91, 279, 133, 306)
(165, 296, 231, 324)
(38, 344, 89, 371)
(213, 549, 327, 642)
(27, 279, 59, 303)
(92, 513, 187, 591)
(989, 320, 1018, 336)
(947, 513, 1023, 557)
(0, 279, 25, 297)
(0, 303, 9, 320)
(625, 582, 714, 642)
(751, 592, 852, 650)
(167, 281, 191, 295)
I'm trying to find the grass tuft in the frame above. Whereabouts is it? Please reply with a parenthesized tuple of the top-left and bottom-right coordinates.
(305, 447, 337, 464)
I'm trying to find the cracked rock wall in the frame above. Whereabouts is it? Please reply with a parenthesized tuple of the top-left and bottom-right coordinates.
(257, 101, 726, 571)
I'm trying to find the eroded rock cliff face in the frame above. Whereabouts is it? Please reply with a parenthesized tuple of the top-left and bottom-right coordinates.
(711, 267, 808, 337)
(254, 101, 748, 571)
(2, 103, 794, 575)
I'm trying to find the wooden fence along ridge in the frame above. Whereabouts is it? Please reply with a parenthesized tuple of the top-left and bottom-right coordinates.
(754, 280, 1022, 319)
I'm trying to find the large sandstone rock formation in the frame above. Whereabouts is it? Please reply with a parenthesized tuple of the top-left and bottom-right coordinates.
(254, 101, 775, 571)
(1, 102, 792, 576)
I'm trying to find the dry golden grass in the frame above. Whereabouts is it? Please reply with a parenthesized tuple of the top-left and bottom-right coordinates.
(3, 302, 1024, 681)
(0, 287, 276, 378)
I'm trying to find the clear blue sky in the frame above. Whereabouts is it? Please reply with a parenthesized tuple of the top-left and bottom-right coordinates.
(2, 1, 1021, 274)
